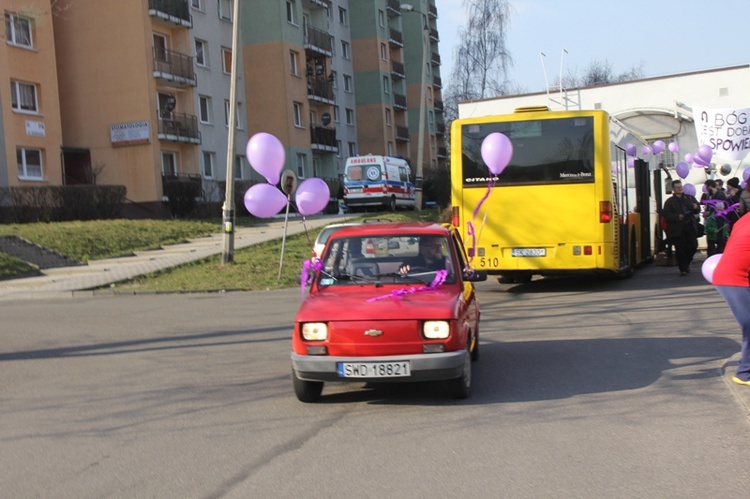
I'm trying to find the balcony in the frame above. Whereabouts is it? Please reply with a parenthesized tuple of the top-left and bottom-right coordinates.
(429, 28, 439, 42)
(431, 52, 441, 66)
(304, 25, 332, 56)
(302, 0, 330, 9)
(432, 75, 442, 88)
(434, 99, 444, 113)
(148, 0, 191, 28)
(436, 123, 446, 136)
(158, 113, 201, 144)
(307, 75, 334, 104)
(386, 0, 401, 16)
(310, 125, 337, 153)
(428, 3, 437, 18)
(153, 48, 196, 86)
(391, 60, 405, 79)
(388, 28, 403, 47)
(395, 125, 410, 142)
(437, 146, 447, 159)
(393, 93, 407, 111)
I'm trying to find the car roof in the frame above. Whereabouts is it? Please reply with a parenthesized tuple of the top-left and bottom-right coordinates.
(330, 222, 448, 239)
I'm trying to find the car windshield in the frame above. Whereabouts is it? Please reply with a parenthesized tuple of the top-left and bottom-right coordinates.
(316, 234, 456, 287)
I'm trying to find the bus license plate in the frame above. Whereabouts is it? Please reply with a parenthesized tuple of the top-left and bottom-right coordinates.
(337, 361, 411, 378)
(512, 248, 546, 257)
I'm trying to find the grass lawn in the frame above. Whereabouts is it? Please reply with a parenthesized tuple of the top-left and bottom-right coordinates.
(0, 209, 443, 291)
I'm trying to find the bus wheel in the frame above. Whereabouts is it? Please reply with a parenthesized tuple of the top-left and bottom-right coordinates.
(388, 197, 397, 212)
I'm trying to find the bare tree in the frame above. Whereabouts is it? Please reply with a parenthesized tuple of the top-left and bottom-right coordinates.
(445, 0, 513, 112)
(563, 59, 645, 88)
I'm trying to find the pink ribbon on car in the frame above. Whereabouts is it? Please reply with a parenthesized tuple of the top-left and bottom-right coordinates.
(300, 257, 323, 299)
(366, 270, 448, 302)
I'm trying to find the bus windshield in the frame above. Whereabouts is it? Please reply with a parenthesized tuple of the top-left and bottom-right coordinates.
(461, 116, 595, 186)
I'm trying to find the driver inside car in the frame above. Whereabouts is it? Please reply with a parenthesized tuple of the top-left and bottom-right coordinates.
(399, 236, 447, 274)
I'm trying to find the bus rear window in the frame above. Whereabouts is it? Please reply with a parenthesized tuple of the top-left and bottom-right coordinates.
(461, 117, 595, 186)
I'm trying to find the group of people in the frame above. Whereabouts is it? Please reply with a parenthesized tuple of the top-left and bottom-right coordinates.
(662, 175, 750, 388)
(662, 176, 750, 275)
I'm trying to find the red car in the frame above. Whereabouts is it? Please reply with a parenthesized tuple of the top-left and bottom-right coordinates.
(291, 222, 486, 402)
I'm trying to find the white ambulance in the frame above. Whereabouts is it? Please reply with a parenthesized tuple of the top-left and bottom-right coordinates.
(343, 155, 416, 212)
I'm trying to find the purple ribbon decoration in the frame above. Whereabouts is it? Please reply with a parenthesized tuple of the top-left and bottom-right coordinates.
(466, 179, 495, 264)
(701, 200, 740, 224)
(300, 257, 323, 299)
(366, 270, 448, 302)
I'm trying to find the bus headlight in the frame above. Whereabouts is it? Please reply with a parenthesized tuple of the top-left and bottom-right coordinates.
(301, 323, 328, 341)
(423, 321, 450, 339)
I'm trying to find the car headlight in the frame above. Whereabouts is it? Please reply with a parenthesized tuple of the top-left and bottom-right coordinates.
(301, 323, 328, 341)
(423, 320, 450, 339)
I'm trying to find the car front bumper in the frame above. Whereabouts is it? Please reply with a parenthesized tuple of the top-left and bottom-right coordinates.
(291, 351, 465, 382)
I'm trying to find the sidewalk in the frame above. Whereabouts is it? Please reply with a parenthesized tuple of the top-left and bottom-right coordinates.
(0, 215, 349, 300)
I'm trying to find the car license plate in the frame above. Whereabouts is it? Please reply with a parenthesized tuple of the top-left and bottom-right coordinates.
(348, 188, 361, 193)
(337, 361, 411, 378)
(512, 248, 546, 257)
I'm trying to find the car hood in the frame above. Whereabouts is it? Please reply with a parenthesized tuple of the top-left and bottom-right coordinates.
(297, 286, 461, 322)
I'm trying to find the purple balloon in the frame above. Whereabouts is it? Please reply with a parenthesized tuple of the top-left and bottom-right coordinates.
(668, 142, 679, 153)
(295, 178, 330, 216)
(626, 156, 635, 169)
(246, 132, 286, 185)
(694, 155, 710, 167)
(701, 254, 722, 283)
(743, 168, 750, 182)
(684, 153, 694, 164)
(697, 144, 713, 163)
(641, 145, 652, 156)
(652, 140, 665, 155)
(243, 183, 287, 218)
(481, 133, 513, 175)
(625, 143, 636, 156)
(675, 162, 689, 179)
(683, 183, 696, 197)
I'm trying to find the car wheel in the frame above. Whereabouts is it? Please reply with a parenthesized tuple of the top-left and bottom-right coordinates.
(448, 350, 472, 399)
(292, 369, 323, 403)
(388, 197, 397, 212)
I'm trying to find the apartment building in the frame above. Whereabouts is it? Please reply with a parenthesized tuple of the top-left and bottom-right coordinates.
(1, 0, 64, 192)
(1, 0, 444, 219)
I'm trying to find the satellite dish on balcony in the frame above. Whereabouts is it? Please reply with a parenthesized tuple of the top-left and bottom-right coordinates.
(164, 96, 177, 112)
(321, 113, 331, 126)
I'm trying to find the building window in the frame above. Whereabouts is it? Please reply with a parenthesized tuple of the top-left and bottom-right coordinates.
(191, 0, 203, 10)
(348, 142, 357, 157)
(224, 100, 242, 128)
(235, 155, 243, 179)
(387, 142, 394, 156)
(333, 106, 340, 123)
(16, 147, 42, 180)
(385, 108, 392, 126)
(341, 40, 350, 59)
(222, 47, 232, 73)
(162, 152, 177, 176)
(313, 158, 321, 177)
(293, 102, 303, 127)
(336, 140, 342, 157)
(199, 95, 212, 123)
(383, 75, 390, 94)
(195, 39, 207, 66)
(378, 10, 385, 28)
(290, 50, 299, 76)
(345, 108, 354, 125)
(5, 12, 32, 47)
(202, 151, 214, 178)
(219, 0, 233, 21)
(286, 1, 297, 24)
(343, 74, 352, 92)
(10, 80, 38, 113)
(330, 71, 337, 88)
(338, 7, 348, 25)
(296, 153, 307, 178)
(380, 43, 387, 61)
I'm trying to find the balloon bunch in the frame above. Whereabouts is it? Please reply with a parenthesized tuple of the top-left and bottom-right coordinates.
(467, 133, 513, 262)
(624, 140, 676, 169)
(242, 132, 330, 218)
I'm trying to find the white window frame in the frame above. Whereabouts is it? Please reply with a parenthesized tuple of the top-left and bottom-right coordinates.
(191, 0, 203, 10)
(202, 151, 215, 178)
(161, 151, 178, 177)
(383, 75, 390, 94)
(341, 40, 350, 59)
(343, 74, 352, 92)
(330, 70, 337, 88)
(195, 39, 207, 66)
(296, 153, 307, 178)
(199, 95, 212, 124)
(378, 10, 385, 28)
(333, 106, 340, 123)
(290, 50, 299, 76)
(5, 12, 32, 48)
(338, 7, 348, 25)
(293, 102, 303, 128)
(224, 99, 242, 128)
(16, 147, 43, 180)
(385, 108, 392, 126)
(286, 1, 297, 25)
(348, 142, 357, 157)
(387, 141, 394, 156)
(336, 140, 342, 157)
(345, 108, 354, 126)
(10, 80, 38, 114)
(380, 43, 387, 61)
(219, 0, 233, 21)
(221, 47, 232, 74)
(234, 155, 243, 179)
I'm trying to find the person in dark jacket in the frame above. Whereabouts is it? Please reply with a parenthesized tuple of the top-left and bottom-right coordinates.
(662, 180, 701, 275)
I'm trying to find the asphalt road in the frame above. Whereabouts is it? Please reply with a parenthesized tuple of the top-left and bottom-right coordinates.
(1, 261, 749, 498)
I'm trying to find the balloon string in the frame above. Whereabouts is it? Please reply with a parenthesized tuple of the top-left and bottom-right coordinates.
(467, 180, 494, 265)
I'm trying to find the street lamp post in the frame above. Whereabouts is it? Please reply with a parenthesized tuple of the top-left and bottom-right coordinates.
(401, 3, 429, 212)
(222, 0, 241, 264)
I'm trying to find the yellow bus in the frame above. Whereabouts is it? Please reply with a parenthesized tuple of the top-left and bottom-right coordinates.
(450, 106, 658, 283)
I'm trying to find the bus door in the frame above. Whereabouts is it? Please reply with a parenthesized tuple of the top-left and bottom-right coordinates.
(612, 145, 630, 270)
(634, 159, 652, 261)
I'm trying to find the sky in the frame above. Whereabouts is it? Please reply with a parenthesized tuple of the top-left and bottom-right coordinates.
(434, 0, 750, 95)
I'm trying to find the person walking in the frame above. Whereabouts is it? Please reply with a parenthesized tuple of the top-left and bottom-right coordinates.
(663, 179, 701, 275)
(703, 179, 729, 255)
(712, 213, 750, 386)
(739, 181, 750, 217)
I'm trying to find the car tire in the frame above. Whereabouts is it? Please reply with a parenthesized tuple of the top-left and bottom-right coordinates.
(292, 369, 323, 403)
(388, 197, 397, 212)
(448, 350, 472, 399)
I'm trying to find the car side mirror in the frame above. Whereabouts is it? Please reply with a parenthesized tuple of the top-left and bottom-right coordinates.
(462, 268, 487, 282)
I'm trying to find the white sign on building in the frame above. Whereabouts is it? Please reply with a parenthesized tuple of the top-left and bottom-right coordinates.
(25, 120, 46, 137)
(691, 106, 750, 162)
(110, 121, 150, 146)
